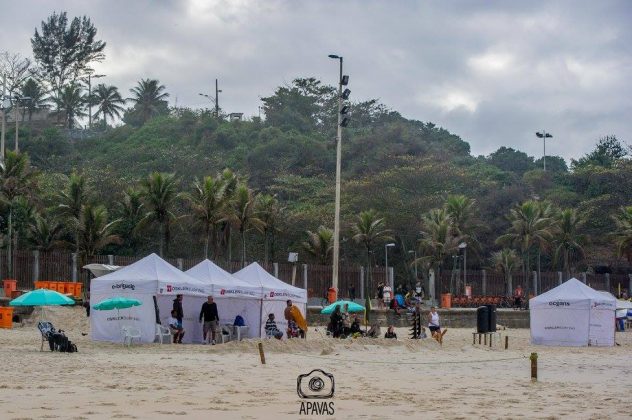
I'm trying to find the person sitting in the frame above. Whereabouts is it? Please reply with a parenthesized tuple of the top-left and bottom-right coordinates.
(168, 309, 185, 344)
(349, 316, 364, 336)
(384, 325, 397, 339)
(341, 303, 352, 336)
(284, 299, 305, 338)
(367, 323, 381, 338)
(265, 314, 283, 340)
(329, 306, 343, 338)
(390, 297, 402, 316)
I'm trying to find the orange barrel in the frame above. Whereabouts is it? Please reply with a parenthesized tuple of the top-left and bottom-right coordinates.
(441, 293, 452, 309)
(327, 287, 337, 304)
(34, 281, 44, 289)
(0, 307, 14, 328)
(74, 283, 83, 298)
(48, 281, 59, 292)
(65, 283, 75, 296)
(3, 279, 17, 297)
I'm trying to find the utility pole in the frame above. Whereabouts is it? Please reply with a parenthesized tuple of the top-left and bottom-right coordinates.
(215, 79, 220, 117)
(1, 74, 6, 160)
(536, 131, 553, 171)
(332, 56, 343, 292)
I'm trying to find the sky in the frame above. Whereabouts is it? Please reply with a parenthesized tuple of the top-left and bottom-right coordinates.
(1, 0, 631, 161)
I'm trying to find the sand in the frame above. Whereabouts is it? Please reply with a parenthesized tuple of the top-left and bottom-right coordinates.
(0, 306, 631, 419)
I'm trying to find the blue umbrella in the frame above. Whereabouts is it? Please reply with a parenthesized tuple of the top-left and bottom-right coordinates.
(321, 300, 365, 314)
(10, 289, 75, 307)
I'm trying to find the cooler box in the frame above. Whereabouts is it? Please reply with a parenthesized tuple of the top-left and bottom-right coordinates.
(48, 282, 60, 292)
(34, 281, 49, 290)
(3, 280, 17, 297)
(74, 283, 83, 298)
(64, 283, 76, 296)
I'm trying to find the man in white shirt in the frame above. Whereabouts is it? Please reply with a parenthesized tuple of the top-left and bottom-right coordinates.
(168, 309, 185, 344)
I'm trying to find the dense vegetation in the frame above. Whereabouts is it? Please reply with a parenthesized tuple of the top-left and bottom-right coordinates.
(1, 12, 631, 289)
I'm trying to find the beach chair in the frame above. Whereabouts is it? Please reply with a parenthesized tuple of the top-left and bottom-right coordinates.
(219, 324, 233, 343)
(155, 324, 171, 344)
(232, 325, 249, 341)
(37, 321, 55, 352)
(122, 326, 142, 346)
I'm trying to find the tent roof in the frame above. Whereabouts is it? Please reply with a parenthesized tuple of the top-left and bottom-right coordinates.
(233, 262, 306, 302)
(531, 278, 616, 304)
(186, 259, 256, 289)
(93, 253, 204, 286)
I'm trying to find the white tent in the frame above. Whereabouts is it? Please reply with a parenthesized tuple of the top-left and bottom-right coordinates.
(530, 278, 616, 347)
(83, 263, 121, 278)
(233, 262, 307, 338)
(186, 260, 262, 338)
(90, 253, 210, 344)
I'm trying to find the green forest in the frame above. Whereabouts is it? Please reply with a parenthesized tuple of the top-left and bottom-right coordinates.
(1, 12, 631, 286)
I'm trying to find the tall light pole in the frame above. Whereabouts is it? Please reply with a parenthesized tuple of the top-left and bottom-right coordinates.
(328, 54, 350, 293)
(459, 242, 467, 293)
(1, 74, 7, 160)
(84, 73, 105, 130)
(385, 243, 395, 289)
(215, 79, 221, 117)
(408, 249, 418, 286)
(536, 131, 553, 171)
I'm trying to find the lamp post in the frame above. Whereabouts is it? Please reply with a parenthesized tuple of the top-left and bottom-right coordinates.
(84, 73, 105, 130)
(199, 79, 222, 117)
(1, 74, 6, 160)
(328, 54, 350, 293)
(458, 242, 467, 294)
(408, 249, 418, 284)
(385, 243, 395, 289)
(535, 131, 553, 171)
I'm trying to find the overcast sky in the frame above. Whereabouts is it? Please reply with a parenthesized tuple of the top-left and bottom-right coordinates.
(2, 0, 631, 161)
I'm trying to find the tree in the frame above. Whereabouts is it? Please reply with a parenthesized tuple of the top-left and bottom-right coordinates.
(572, 135, 627, 169)
(223, 184, 264, 268)
(52, 83, 86, 128)
(352, 209, 392, 298)
(21, 78, 48, 122)
(57, 171, 90, 253)
(255, 193, 283, 264)
(91, 84, 125, 127)
(444, 195, 479, 244)
(139, 172, 179, 257)
(490, 248, 522, 296)
(0, 52, 32, 99)
(612, 206, 632, 263)
(552, 209, 585, 279)
(74, 204, 121, 257)
(487, 147, 536, 175)
(117, 188, 144, 252)
(302, 226, 333, 265)
(27, 212, 64, 251)
(31, 12, 106, 96)
(0, 151, 37, 277)
(183, 175, 227, 259)
(127, 78, 169, 124)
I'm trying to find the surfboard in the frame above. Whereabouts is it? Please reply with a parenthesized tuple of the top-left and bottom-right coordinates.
(290, 306, 307, 332)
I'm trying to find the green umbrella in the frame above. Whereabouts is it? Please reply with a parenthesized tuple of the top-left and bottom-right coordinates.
(93, 297, 142, 311)
(10, 289, 75, 307)
(321, 300, 365, 314)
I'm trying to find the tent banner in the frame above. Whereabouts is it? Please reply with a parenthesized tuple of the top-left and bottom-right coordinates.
(214, 286, 261, 300)
(264, 289, 307, 302)
(90, 278, 157, 294)
(157, 281, 209, 297)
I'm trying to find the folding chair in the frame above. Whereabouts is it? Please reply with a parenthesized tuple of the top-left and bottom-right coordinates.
(232, 325, 249, 341)
(155, 324, 171, 344)
(38, 321, 55, 352)
(219, 324, 233, 343)
(122, 326, 142, 346)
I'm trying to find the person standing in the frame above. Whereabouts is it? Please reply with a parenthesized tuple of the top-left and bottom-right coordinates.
(513, 285, 524, 310)
(428, 306, 441, 338)
(377, 282, 385, 309)
(173, 294, 184, 323)
(284, 299, 305, 338)
(199, 295, 219, 345)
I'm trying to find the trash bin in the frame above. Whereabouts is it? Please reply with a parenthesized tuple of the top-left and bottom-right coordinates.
(485, 304, 497, 332)
(441, 293, 452, 309)
(3, 279, 17, 297)
(327, 287, 337, 304)
(476, 306, 489, 333)
(0, 307, 14, 329)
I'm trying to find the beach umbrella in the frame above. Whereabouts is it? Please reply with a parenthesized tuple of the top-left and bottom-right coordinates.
(320, 300, 365, 314)
(10, 288, 75, 321)
(93, 296, 142, 311)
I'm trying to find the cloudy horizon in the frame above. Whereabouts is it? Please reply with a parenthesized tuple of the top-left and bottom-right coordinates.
(1, 0, 631, 162)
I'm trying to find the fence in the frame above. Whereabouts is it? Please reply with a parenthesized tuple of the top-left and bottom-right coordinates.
(3, 249, 631, 299)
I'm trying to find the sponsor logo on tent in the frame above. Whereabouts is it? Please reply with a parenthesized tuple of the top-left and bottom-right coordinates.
(111, 283, 135, 291)
(219, 288, 257, 297)
(269, 290, 302, 299)
(548, 301, 570, 306)
(166, 285, 172, 292)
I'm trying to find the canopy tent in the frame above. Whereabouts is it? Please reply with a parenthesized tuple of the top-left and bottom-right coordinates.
(233, 262, 307, 338)
(186, 260, 262, 338)
(90, 253, 210, 343)
(83, 263, 121, 278)
(530, 278, 616, 347)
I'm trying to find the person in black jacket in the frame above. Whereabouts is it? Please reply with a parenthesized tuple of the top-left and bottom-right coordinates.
(173, 294, 184, 323)
(199, 296, 220, 345)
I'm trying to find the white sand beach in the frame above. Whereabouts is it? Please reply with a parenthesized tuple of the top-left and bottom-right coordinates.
(0, 306, 631, 419)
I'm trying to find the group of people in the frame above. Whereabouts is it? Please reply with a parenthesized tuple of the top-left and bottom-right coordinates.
(167, 294, 223, 344)
(264, 300, 306, 340)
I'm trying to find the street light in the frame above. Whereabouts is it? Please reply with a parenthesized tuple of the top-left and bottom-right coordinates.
(385, 243, 395, 289)
(535, 131, 553, 171)
(83, 73, 105, 130)
(199, 78, 222, 117)
(458, 242, 467, 293)
(328, 53, 350, 294)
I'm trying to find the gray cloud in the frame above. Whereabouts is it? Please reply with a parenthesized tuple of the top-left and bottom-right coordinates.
(2, 0, 630, 161)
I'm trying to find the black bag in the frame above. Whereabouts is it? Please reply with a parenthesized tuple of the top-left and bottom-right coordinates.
(48, 330, 77, 352)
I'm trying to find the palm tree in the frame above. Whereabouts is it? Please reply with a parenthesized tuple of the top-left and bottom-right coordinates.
(27, 213, 64, 251)
(128, 78, 169, 124)
(117, 188, 144, 251)
(92, 84, 125, 127)
(352, 209, 392, 299)
(52, 83, 86, 128)
(0, 151, 37, 277)
(74, 204, 121, 258)
(57, 171, 90, 254)
(496, 200, 554, 290)
(444, 195, 478, 240)
(553, 209, 585, 280)
(256, 194, 284, 264)
(21, 78, 48, 122)
(612, 206, 632, 263)
(139, 172, 179, 257)
(490, 248, 522, 296)
(183, 176, 227, 259)
(417, 208, 462, 294)
(217, 169, 239, 261)
(302, 226, 333, 265)
(223, 184, 265, 268)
